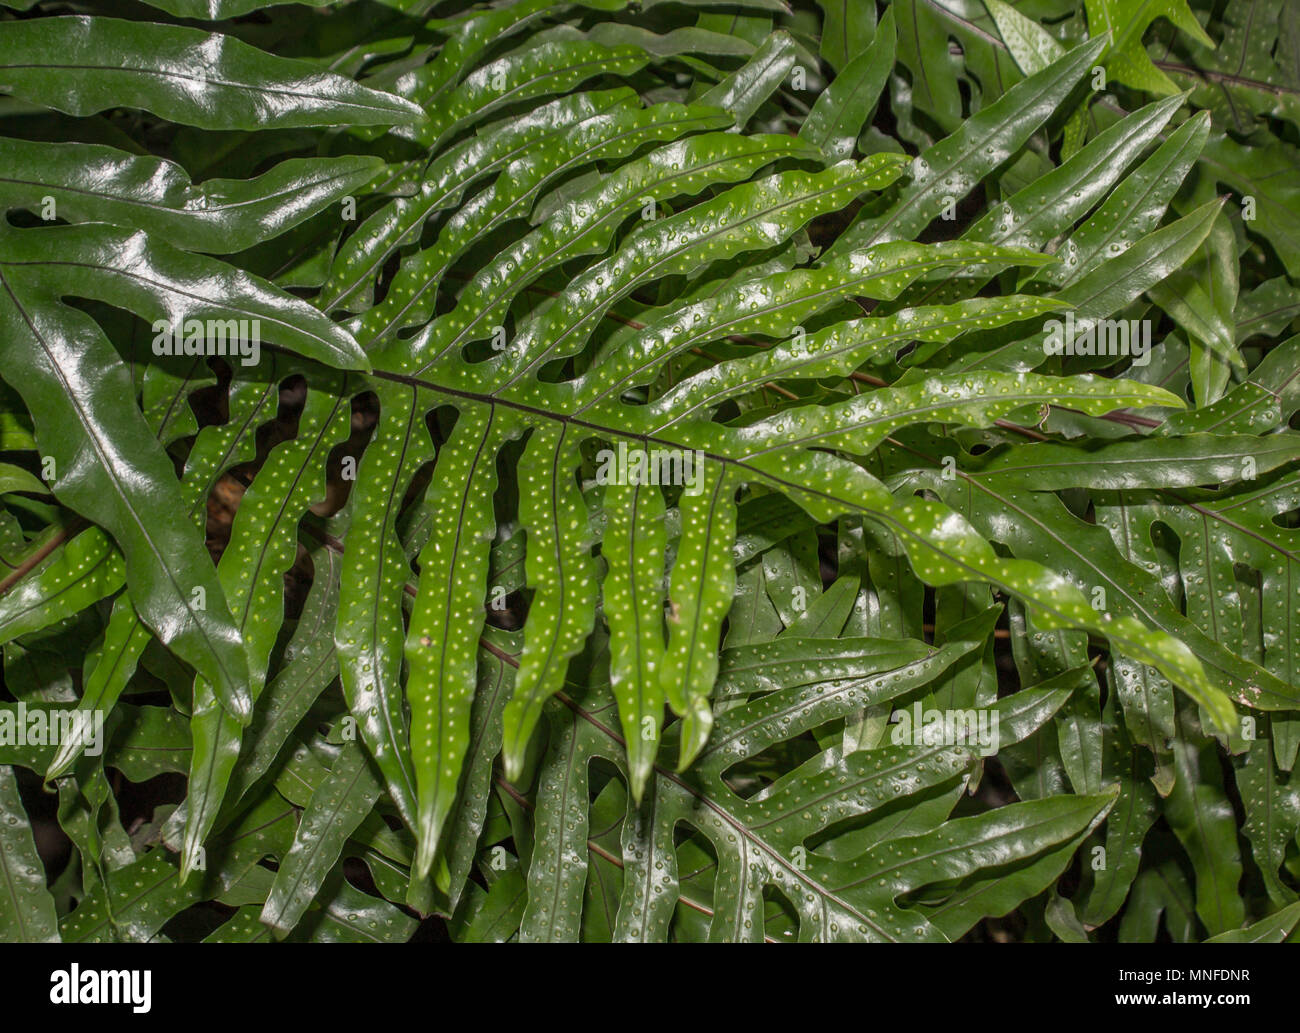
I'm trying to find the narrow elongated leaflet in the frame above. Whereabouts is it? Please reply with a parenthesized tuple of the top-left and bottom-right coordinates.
(406, 405, 516, 877)
(661, 462, 736, 768)
(501, 424, 598, 779)
(0, 16, 424, 130)
(830, 37, 1109, 253)
(602, 478, 668, 800)
(335, 380, 431, 828)
(0, 139, 383, 254)
(183, 376, 352, 877)
(0, 764, 58, 942)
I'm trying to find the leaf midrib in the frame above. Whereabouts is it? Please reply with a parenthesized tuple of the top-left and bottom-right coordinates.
(0, 62, 406, 116)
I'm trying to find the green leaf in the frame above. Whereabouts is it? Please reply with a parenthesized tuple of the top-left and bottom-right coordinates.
(832, 37, 1109, 253)
(1086, 0, 1215, 95)
(0, 241, 254, 724)
(698, 31, 797, 126)
(1, 0, 1289, 945)
(984, 0, 1066, 74)
(501, 424, 599, 780)
(0, 16, 425, 130)
(602, 477, 669, 799)
(261, 740, 381, 935)
(0, 139, 383, 255)
(0, 765, 58, 942)
(335, 380, 430, 828)
(0, 221, 369, 371)
(405, 406, 514, 877)
(965, 433, 1300, 491)
(1165, 703, 1245, 935)
(799, 6, 895, 161)
(1206, 899, 1300, 943)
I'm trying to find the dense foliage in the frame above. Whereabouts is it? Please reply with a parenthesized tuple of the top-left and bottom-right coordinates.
(0, 0, 1298, 943)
